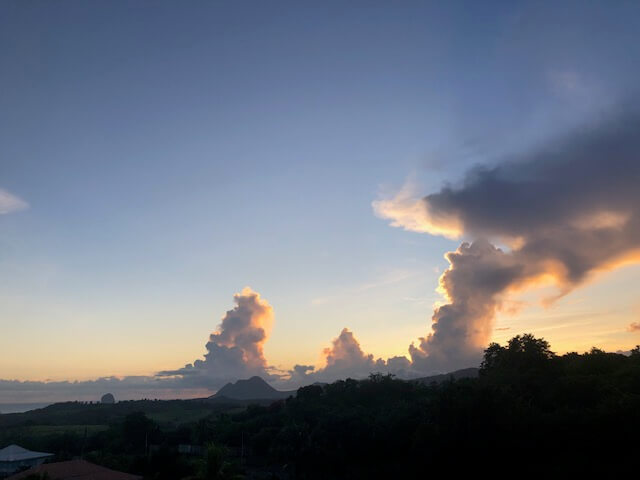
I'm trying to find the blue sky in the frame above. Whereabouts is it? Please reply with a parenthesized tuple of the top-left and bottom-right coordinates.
(2, 1, 640, 390)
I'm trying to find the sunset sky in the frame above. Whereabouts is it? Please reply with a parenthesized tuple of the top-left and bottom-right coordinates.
(2, 1, 640, 401)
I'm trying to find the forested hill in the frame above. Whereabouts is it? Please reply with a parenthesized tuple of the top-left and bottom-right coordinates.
(210, 376, 294, 401)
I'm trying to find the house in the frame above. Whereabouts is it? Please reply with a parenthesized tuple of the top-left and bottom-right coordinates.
(5, 459, 142, 480)
(0, 445, 53, 476)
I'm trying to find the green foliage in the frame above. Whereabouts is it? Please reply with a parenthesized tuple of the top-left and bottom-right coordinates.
(198, 442, 241, 480)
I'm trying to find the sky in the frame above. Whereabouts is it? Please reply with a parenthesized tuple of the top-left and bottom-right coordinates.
(2, 0, 640, 402)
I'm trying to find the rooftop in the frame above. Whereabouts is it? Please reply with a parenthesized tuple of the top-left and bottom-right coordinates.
(0, 445, 53, 462)
(6, 459, 142, 480)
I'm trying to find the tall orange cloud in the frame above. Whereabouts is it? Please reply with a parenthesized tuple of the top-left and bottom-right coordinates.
(158, 287, 275, 387)
(204, 287, 273, 371)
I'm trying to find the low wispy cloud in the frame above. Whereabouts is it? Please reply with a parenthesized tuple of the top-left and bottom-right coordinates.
(547, 70, 590, 98)
(0, 188, 28, 214)
(311, 269, 419, 306)
(628, 322, 640, 333)
(0, 377, 211, 404)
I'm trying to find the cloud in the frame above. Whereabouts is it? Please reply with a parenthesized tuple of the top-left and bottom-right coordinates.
(1, 323, 414, 401)
(547, 70, 592, 99)
(311, 269, 418, 306)
(0, 377, 211, 404)
(0, 289, 275, 402)
(287, 364, 316, 384)
(409, 240, 529, 372)
(9, 105, 640, 404)
(157, 287, 275, 388)
(0, 188, 28, 214)
(286, 328, 412, 386)
(372, 180, 462, 239)
(322, 328, 379, 377)
(376, 106, 640, 373)
(628, 322, 640, 332)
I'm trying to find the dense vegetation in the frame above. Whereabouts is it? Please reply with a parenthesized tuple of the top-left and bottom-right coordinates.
(3, 334, 640, 478)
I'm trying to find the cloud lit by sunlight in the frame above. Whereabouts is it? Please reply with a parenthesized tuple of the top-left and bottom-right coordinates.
(372, 180, 462, 239)
(381, 107, 640, 373)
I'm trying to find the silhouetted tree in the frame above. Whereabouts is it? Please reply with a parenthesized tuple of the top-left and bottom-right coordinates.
(481, 333, 554, 375)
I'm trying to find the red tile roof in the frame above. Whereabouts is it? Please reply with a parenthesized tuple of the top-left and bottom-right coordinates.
(6, 459, 143, 480)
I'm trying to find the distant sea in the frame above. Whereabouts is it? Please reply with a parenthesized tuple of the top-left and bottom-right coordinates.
(0, 403, 51, 414)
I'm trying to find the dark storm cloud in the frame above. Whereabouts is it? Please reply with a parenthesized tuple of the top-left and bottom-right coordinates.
(377, 106, 640, 373)
(424, 107, 640, 283)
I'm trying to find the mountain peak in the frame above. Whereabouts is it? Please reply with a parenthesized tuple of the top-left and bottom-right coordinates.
(212, 376, 286, 400)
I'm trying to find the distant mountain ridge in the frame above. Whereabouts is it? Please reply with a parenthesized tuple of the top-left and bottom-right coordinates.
(414, 367, 479, 385)
(208, 369, 478, 402)
(210, 376, 294, 401)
